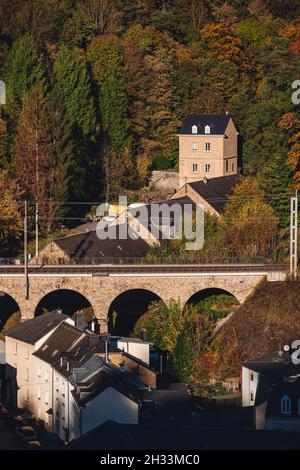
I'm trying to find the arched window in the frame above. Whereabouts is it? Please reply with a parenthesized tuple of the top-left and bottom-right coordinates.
(280, 395, 291, 415)
(192, 125, 197, 134)
(205, 125, 211, 134)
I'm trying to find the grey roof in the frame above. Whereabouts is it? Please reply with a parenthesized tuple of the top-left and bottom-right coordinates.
(242, 352, 298, 376)
(34, 324, 149, 406)
(4, 311, 68, 345)
(53, 224, 150, 260)
(34, 323, 119, 378)
(71, 359, 146, 407)
(179, 114, 232, 135)
(187, 175, 240, 214)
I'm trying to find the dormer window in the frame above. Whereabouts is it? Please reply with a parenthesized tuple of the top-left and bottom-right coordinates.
(281, 395, 291, 415)
(192, 125, 197, 134)
(205, 125, 211, 134)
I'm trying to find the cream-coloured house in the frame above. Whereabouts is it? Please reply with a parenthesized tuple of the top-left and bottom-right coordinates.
(5, 311, 70, 429)
(178, 114, 239, 188)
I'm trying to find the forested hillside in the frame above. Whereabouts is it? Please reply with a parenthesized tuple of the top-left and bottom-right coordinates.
(1, 0, 300, 254)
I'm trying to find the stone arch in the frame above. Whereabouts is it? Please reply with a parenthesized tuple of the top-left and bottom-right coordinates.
(0, 291, 21, 335)
(34, 288, 95, 317)
(107, 288, 163, 336)
(184, 287, 240, 308)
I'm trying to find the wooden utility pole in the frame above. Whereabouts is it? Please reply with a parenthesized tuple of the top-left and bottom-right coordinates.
(290, 190, 298, 279)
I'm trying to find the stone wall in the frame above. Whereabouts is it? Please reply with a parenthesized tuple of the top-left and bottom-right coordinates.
(0, 271, 278, 332)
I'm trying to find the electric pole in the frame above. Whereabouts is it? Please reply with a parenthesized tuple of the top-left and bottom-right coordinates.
(24, 200, 29, 299)
(290, 190, 298, 279)
(35, 96, 39, 261)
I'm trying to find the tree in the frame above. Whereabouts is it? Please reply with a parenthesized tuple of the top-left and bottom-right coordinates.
(278, 112, 300, 187)
(14, 88, 54, 230)
(52, 45, 96, 138)
(0, 169, 23, 252)
(47, 92, 75, 220)
(80, 0, 122, 35)
(88, 35, 132, 186)
(133, 299, 184, 352)
(4, 32, 45, 112)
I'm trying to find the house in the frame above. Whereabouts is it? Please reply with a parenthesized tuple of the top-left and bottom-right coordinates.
(5, 312, 156, 442)
(265, 378, 300, 432)
(241, 351, 300, 430)
(4, 311, 69, 422)
(34, 224, 150, 265)
(178, 114, 239, 188)
(33, 321, 156, 443)
(171, 174, 240, 217)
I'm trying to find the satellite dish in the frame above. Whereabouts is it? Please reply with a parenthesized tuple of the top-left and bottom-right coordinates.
(283, 344, 290, 352)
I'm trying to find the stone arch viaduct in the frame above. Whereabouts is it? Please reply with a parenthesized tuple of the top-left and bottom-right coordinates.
(0, 264, 286, 332)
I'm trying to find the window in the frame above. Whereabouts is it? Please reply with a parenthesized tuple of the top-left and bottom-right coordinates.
(250, 392, 254, 402)
(14, 342, 18, 356)
(37, 367, 41, 378)
(192, 142, 198, 151)
(25, 389, 30, 402)
(37, 389, 41, 400)
(250, 373, 254, 381)
(205, 142, 211, 152)
(205, 125, 211, 134)
(25, 367, 29, 381)
(232, 162, 234, 172)
(45, 370, 49, 382)
(192, 125, 197, 134)
(226, 160, 229, 173)
(192, 163, 198, 173)
(44, 391, 49, 405)
(25, 348, 30, 359)
(205, 163, 211, 174)
(281, 395, 291, 415)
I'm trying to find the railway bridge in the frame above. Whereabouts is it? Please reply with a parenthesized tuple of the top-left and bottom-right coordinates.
(0, 264, 287, 332)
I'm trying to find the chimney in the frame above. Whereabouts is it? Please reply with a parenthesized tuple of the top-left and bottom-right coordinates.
(140, 328, 148, 342)
(90, 317, 100, 335)
(74, 312, 86, 331)
(203, 176, 208, 185)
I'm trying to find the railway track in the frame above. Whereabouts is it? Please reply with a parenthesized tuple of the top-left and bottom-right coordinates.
(0, 263, 288, 275)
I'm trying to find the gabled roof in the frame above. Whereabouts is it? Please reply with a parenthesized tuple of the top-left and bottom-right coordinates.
(34, 323, 119, 378)
(242, 352, 298, 376)
(52, 224, 150, 260)
(179, 114, 232, 135)
(187, 175, 240, 214)
(4, 311, 68, 345)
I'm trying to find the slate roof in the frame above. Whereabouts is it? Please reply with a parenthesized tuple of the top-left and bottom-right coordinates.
(34, 324, 149, 406)
(34, 323, 119, 379)
(4, 311, 68, 345)
(71, 358, 147, 407)
(242, 352, 298, 376)
(179, 114, 232, 135)
(53, 224, 149, 260)
(187, 175, 240, 214)
(128, 197, 196, 236)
